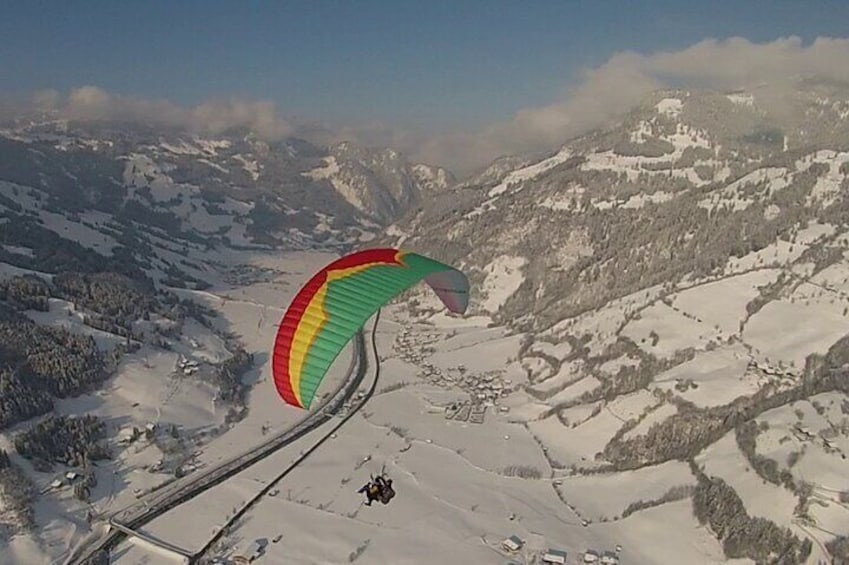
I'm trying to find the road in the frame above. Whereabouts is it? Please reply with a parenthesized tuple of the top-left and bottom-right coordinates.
(192, 308, 384, 563)
(67, 319, 373, 565)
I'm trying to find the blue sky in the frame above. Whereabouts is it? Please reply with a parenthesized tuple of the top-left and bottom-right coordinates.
(4, 0, 848, 132)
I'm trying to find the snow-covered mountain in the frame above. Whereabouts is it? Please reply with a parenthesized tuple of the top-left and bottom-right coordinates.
(385, 83, 849, 329)
(378, 83, 849, 564)
(0, 119, 451, 262)
(303, 141, 454, 223)
(3, 85, 849, 565)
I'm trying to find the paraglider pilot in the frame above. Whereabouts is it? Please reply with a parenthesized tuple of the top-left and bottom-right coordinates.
(358, 474, 395, 506)
(358, 480, 381, 506)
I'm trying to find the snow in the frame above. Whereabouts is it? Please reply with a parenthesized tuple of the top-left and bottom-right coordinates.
(557, 460, 695, 521)
(580, 124, 714, 186)
(232, 154, 260, 180)
(743, 293, 849, 369)
(619, 190, 675, 209)
(197, 158, 229, 174)
(539, 186, 585, 212)
(487, 147, 573, 198)
(764, 203, 781, 221)
(529, 361, 584, 395)
(696, 430, 799, 530)
(36, 209, 119, 255)
(528, 340, 573, 362)
(0, 180, 43, 211)
(621, 302, 722, 359)
(594, 499, 744, 565)
(385, 224, 407, 245)
(726, 93, 755, 107)
(0, 181, 122, 255)
(598, 354, 639, 377)
(724, 238, 807, 273)
(630, 120, 653, 144)
(671, 269, 781, 335)
(5, 234, 848, 565)
(158, 137, 236, 165)
(123, 153, 178, 201)
(810, 259, 849, 295)
(698, 167, 791, 212)
(651, 345, 760, 408)
(25, 297, 126, 351)
(412, 163, 450, 190)
(804, 150, 849, 208)
(2, 244, 34, 257)
(119, 153, 259, 241)
(623, 402, 678, 440)
(0, 261, 54, 282)
(756, 397, 849, 499)
(655, 97, 683, 118)
(160, 140, 203, 156)
(192, 137, 231, 155)
(545, 285, 666, 358)
(302, 156, 364, 211)
(479, 255, 526, 313)
(545, 375, 601, 407)
(527, 409, 622, 469)
(605, 390, 657, 422)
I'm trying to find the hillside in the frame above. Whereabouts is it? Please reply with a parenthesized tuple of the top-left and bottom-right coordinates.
(0, 118, 451, 255)
(376, 83, 849, 563)
(0, 118, 449, 552)
(1, 84, 849, 564)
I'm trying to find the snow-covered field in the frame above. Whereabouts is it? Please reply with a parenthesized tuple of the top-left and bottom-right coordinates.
(2, 233, 849, 565)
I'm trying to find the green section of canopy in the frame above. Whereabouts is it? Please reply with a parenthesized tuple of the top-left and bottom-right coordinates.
(297, 253, 468, 408)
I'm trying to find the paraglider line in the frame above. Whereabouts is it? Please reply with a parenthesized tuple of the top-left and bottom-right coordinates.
(191, 309, 384, 563)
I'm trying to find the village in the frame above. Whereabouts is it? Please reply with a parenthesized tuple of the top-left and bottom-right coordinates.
(152, 326, 629, 565)
(392, 325, 518, 425)
(209, 534, 625, 565)
(500, 533, 623, 564)
(792, 422, 847, 458)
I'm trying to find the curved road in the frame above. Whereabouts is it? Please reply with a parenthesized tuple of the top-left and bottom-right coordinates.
(68, 313, 379, 565)
(192, 308, 383, 563)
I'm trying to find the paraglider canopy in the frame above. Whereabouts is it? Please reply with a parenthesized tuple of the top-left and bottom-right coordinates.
(272, 248, 469, 409)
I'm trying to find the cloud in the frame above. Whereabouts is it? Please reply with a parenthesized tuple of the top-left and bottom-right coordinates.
(5, 36, 849, 176)
(390, 35, 849, 175)
(13, 86, 294, 140)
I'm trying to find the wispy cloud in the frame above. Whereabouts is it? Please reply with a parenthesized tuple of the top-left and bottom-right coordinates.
(5, 37, 849, 177)
(13, 86, 294, 140)
(396, 36, 849, 175)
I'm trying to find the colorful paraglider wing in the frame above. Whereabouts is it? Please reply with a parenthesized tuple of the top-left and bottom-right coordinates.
(272, 248, 469, 409)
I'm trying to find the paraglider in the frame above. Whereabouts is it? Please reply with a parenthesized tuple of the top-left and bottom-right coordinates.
(272, 248, 470, 410)
(357, 469, 395, 506)
(357, 463, 395, 506)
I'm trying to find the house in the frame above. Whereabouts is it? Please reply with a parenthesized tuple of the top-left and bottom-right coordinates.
(65, 471, 79, 481)
(118, 428, 137, 445)
(794, 424, 813, 438)
(583, 549, 600, 563)
(50, 479, 63, 489)
(542, 548, 569, 564)
(246, 539, 264, 561)
(600, 550, 620, 564)
(501, 535, 524, 552)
